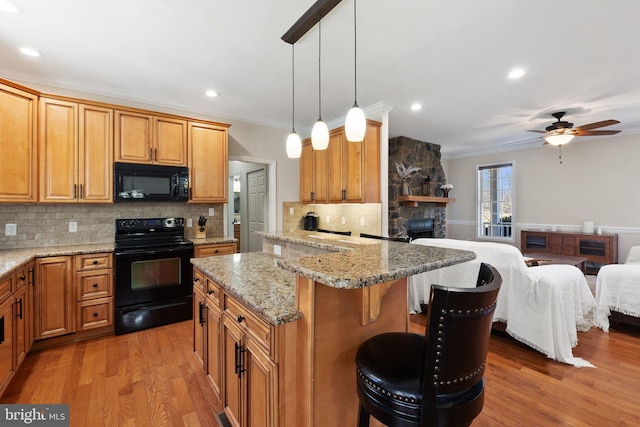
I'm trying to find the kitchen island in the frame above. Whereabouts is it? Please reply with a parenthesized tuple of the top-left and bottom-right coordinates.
(192, 233, 475, 427)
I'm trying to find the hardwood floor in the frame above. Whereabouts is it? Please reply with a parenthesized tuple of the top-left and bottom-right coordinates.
(3, 318, 640, 426)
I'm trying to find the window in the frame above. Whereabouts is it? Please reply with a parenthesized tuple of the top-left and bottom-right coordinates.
(477, 163, 514, 240)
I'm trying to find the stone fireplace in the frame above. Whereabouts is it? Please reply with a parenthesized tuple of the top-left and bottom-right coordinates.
(388, 136, 448, 238)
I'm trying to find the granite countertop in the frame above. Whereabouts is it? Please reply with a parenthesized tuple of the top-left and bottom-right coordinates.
(277, 239, 476, 289)
(189, 236, 237, 246)
(255, 230, 373, 252)
(191, 252, 301, 325)
(0, 242, 115, 277)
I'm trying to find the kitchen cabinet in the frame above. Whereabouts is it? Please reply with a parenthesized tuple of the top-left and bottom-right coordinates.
(300, 120, 380, 204)
(0, 295, 14, 395)
(193, 275, 206, 369)
(206, 283, 222, 401)
(0, 79, 38, 203)
(194, 242, 238, 258)
(188, 121, 229, 203)
(299, 140, 328, 203)
(75, 253, 113, 331)
(35, 256, 75, 339)
(114, 110, 188, 166)
(223, 294, 277, 427)
(39, 97, 113, 203)
(13, 263, 33, 367)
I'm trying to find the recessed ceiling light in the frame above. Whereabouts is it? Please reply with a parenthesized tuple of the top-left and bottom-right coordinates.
(508, 68, 525, 79)
(0, 0, 22, 13)
(205, 90, 219, 97)
(19, 47, 42, 57)
(411, 103, 422, 111)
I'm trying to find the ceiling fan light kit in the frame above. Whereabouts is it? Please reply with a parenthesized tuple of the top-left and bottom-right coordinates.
(530, 111, 621, 147)
(544, 133, 575, 146)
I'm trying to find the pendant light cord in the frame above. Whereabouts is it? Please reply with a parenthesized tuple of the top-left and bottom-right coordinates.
(318, 19, 322, 120)
(291, 44, 296, 132)
(353, 0, 358, 105)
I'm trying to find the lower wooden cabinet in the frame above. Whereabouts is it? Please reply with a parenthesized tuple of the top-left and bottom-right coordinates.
(0, 295, 15, 394)
(35, 256, 75, 339)
(194, 242, 237, 258)
(75, 253, 114, 331)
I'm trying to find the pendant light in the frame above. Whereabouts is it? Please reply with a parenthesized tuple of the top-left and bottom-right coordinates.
(286, 44, 302, 158)
(344, 0, 366, 142)
(311, 19, 329, 150)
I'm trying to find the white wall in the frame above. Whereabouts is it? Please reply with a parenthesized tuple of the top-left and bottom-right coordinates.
(444, 133, 640, 260)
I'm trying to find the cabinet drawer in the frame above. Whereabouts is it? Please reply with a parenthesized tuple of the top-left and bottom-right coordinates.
(77, 297, 113, 330)
(77, 269, 113, 300)
(14, 265, 28, 290)
(194, 243, 237, 258)
(224, 294, 273, 357)
(0, 275, 13, 303)
(76, 253, 113, 271)
(206, 278, 221, 308)
(193, 268, 206, 293)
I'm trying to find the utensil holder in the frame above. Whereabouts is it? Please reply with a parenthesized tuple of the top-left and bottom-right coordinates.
(195, 227, 207, 239)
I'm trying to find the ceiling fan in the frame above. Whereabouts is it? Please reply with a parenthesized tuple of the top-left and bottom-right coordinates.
(529, 112, 621, 146)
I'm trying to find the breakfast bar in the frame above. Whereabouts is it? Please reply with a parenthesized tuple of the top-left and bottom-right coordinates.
(191, 233, 475, 427)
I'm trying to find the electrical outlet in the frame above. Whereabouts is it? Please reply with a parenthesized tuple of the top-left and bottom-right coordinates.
(209, 208, 215, 216)
(326, 216, 330, 223)
(341, 217, 346, 225)
(186, 218, 193, 227)
(5, 223, 17, 236)
(69, 221, 77, 232)
(274, 244, 282, 256)
(289, 207, 294, 215)
(360, 218, 365, 226)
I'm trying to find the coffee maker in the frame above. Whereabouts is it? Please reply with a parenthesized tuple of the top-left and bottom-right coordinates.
(303, 212, 318, 231)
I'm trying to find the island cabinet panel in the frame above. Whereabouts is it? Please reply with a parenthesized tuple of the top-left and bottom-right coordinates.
(193, 284, 206, 369)
(188, 121, 229, 203)
(35, 256, 75, 339)
(0, 81, 38, 202)
(206, 294, 222, 400)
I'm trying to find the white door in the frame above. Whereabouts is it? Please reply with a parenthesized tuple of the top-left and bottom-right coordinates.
(247, 168, 265, 252)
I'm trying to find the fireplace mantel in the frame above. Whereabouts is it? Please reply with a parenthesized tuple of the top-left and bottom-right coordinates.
(397, 195, 455, 207)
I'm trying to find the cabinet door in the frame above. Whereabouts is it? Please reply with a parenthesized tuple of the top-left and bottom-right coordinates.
(313, 146, 328, 203)
(0, 82, 38, 202)
(13, 285, 27, 368)
(35, 257, 75, 339)
(246, 339, 277, 427)
(0, 296, 15, 394)
(193, 286, 206, 369)
(154, 117, 187, 166)
(79, 104, 113, 203)
(223, 318, 244, 427)
(299, 141, 314, 203)
(328, 130, 346, 203)
(39, 98, 79, 202)
(115, 110, 153, 164)
(188, 122, 228, 203)
(26, 262, 35, 350)
(361, 121, 381, 203)
(206, 300, 222, 400)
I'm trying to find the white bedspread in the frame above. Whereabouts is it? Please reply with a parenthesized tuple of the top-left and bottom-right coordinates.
(410, 239, 596, 367)
(595, 264, 640, 331)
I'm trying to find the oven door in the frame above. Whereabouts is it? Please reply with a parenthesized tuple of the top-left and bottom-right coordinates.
(115, 245, 194, 308)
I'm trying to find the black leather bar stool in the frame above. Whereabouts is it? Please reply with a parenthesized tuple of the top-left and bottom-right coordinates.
(355, 263, 501, 427)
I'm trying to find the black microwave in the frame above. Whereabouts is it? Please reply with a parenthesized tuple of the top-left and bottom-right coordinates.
(114, 162, 189, 202)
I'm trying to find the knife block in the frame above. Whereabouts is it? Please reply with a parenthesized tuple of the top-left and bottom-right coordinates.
(195, 227, 207, 239)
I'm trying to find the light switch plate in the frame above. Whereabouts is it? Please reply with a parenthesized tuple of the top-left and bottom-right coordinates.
(274, 244, 282, 256)
(69, 221, 77, 232)
(326, 216, 330, 223)
(289, 207, 294, 215)
(360, 218, 365, 226)
(5, 223, 16, 236)
(209, 208, 215, 216)
(186, 218, 193, 227)
(341, 217, 346, 225)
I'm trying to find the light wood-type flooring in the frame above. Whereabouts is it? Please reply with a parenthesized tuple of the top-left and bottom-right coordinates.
(3, 318, 640, 426)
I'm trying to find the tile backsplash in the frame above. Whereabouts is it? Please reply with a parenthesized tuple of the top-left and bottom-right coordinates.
(283, 202, 382, 236)
(0, 202, 224, 249)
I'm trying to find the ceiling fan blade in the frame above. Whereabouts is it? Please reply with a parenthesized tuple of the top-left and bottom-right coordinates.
(527, 130, 546, 133)
(574, 119, 620, 131)
(575, 129, 621, 136)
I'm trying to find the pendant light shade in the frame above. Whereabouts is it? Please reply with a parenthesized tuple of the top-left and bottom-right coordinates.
(344, 0, 366, 142)
(286, 131, 302, 158)
(311, 19, 329, 150)
(286, 44, 302, 158)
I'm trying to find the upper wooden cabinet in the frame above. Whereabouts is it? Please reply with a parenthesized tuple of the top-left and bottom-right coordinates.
(300, 120, 380, 204)
(115, 110, 187, 166)
(188, 121, 229, 203)
(39, 98, 113, 203)
(0, 80, 38, 202)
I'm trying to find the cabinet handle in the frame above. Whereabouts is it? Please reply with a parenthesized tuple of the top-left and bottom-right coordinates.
(207, 289, 214, 295)
(237, 315, 245, 323)
(93, 260, 98, 265)
(16, 299, 23, 320)
(74, 184, 78, 199)
(154, 148, 158, 161)
(194, 277, 200, 283)
(149, 147, 153, 161)
(342, 189, 346, 201)
(189, 187, 192, 200)
(92, 312, 98, 318)
(92, 283, 98, 288)
(0, 316, 4, 344)
(80, 184, 84, 199)
(198, 301, 206, 325)
(311, 191, 315, 202)
(20, 275, 26, 281)
(234, 342, 246, 378)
